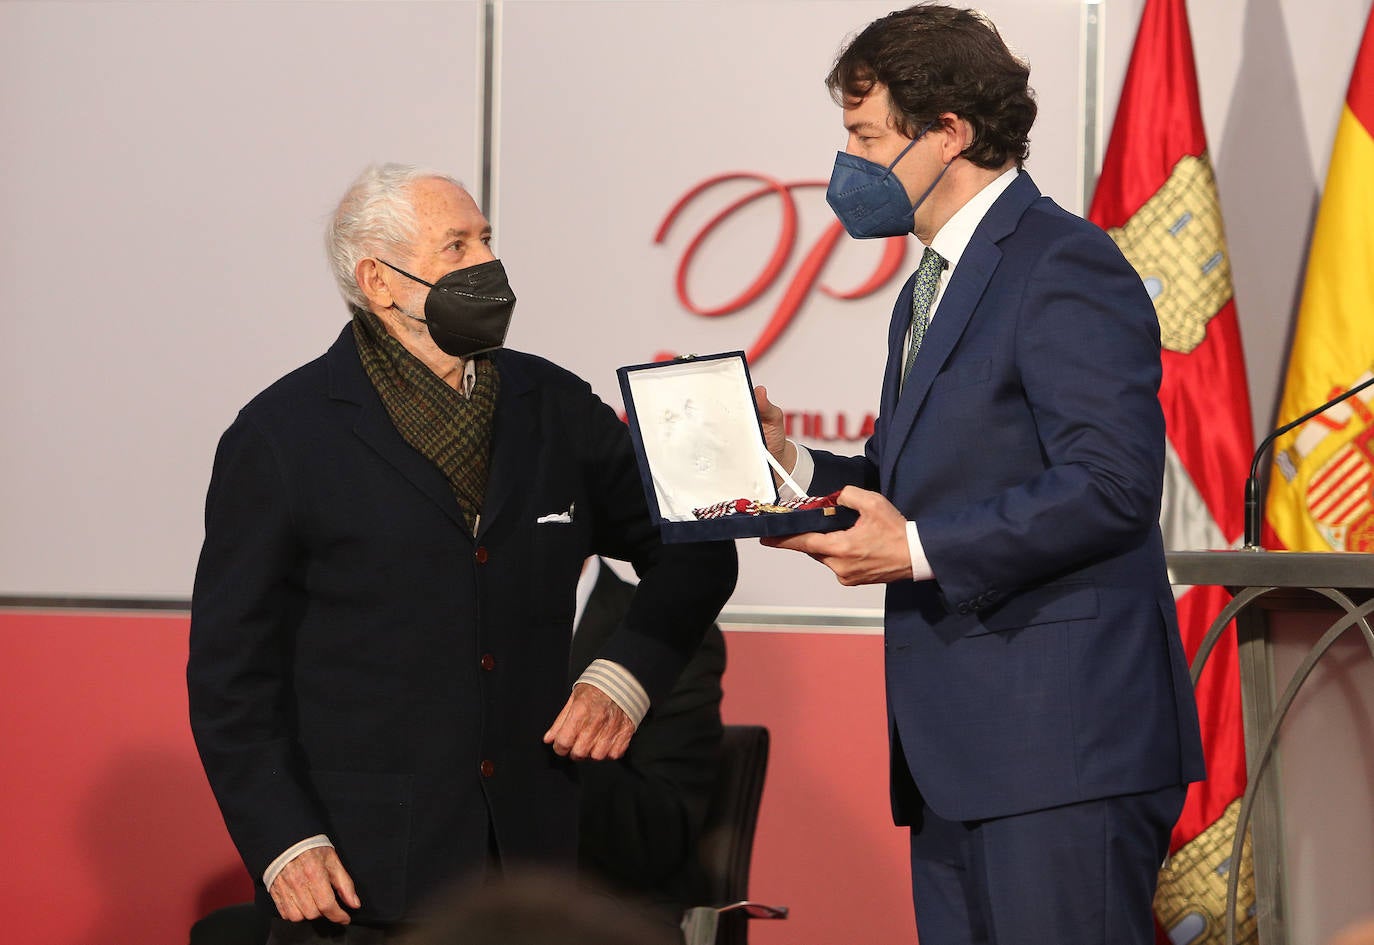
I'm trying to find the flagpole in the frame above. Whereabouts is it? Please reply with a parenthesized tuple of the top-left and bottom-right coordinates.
(1080, 0, 1104, 212)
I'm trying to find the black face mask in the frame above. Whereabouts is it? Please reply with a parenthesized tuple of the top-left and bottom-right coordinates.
(379, 258, 517, 358)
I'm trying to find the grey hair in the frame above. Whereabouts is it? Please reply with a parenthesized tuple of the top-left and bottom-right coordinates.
(326, 163, 464, 309)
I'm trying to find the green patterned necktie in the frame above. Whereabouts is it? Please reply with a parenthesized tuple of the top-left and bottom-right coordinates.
(901, 246, 947, 389)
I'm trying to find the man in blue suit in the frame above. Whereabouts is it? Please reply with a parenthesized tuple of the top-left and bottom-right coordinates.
(755, 7, 1205, 944)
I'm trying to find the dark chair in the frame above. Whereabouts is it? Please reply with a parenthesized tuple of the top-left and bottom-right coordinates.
(681, 724, 787, 945)
(188, 901, 263, 945)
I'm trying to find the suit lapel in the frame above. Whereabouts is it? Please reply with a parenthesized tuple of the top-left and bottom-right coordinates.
(327, 327, 469, 532)
(477, 350, 536, 541)
(878, 173, 1041, 492)
(879, 245, 1000, 491)
(880, 269, 923, 418)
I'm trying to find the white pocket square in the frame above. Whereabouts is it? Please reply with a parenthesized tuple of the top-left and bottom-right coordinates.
(536, 503, 574, 525)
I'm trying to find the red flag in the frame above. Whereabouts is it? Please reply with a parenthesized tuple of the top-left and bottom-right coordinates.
(1087, 0, 1255, 940)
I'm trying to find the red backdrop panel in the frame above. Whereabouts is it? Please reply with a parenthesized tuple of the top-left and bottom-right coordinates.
(0, 615, 911, 945)
(721, 629, 915, 945)
(0, 611, 251, 945)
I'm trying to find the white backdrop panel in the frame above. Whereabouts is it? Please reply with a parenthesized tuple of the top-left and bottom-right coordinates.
(0, 1, 482, 598)
(496, 0, 1085, 612)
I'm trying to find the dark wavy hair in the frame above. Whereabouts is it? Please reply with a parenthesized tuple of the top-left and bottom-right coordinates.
(825, 4, 1037, 169)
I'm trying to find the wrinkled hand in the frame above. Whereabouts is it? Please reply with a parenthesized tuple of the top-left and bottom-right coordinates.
(269, 846, 360, 925)
(544, 683, 635, 760)
(761, 486, 913, 585)
(753, 386, 796, 478)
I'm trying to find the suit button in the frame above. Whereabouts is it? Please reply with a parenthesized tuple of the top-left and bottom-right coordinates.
(480, 653, 495, 671)
(957, 603, 971, 615)
(480, 759, 495, 778)
(474, 546, 489, 564)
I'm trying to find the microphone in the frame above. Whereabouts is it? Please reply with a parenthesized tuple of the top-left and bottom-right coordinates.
(1244, 374, 1374, 549)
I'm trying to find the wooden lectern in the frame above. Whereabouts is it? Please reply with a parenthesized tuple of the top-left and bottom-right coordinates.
(1166, 551, 1374, 945)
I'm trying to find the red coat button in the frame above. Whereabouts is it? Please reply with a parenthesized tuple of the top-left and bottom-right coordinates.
(480, 759, 495, 778)
(480, 653, 495, 671)
(474, 546, 489, 564)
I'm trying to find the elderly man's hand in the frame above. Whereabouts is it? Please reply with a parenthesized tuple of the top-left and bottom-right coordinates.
(753, 386, 796, 475)
(269, 846, 360, 925)
(543, 682, 635, 760)
(761, 486, 913, 585)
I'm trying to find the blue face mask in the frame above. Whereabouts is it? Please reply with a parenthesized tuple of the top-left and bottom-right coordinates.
(826, 121, 953, 239)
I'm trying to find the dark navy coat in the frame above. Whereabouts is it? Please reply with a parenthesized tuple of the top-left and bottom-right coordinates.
(188, 326, 736, 924)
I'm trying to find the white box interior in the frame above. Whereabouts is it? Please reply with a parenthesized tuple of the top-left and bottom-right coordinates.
(624, 357, 774, 522)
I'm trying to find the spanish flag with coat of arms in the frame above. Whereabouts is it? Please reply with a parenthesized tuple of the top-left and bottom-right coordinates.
(1265, 9, 1374, 552)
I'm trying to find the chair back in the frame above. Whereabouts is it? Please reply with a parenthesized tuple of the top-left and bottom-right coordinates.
(696, 724, 770, 945)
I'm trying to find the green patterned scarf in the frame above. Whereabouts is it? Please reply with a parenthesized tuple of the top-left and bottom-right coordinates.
(351, 306, 499, 533)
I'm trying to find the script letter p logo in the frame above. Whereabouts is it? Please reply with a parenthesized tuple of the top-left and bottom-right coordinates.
(654, 172, 906, 363)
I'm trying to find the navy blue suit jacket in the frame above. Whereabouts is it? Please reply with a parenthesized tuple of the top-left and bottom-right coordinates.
(810, 173, 1205, 824)
(188, 326, 736, 925)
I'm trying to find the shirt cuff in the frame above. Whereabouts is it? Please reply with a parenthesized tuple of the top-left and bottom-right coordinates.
(576, 658, 649, 728)
(777, 441, 815, 500)
(264, 834, 334, 891)
(906, 520, 935, 582)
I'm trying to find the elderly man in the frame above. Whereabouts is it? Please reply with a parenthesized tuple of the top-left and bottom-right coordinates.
(188, 164, 736, 944)
(756, 6, 1203, 945)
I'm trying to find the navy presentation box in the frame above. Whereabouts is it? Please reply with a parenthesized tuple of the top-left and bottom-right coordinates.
(617, 351, 858, 543)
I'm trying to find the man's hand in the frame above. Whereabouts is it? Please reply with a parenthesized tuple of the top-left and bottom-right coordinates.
(544, 683, 635, 760)
(761, 486, 913, 585)
(269, 846, 360, 925)
(753, 386, 796, 476)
